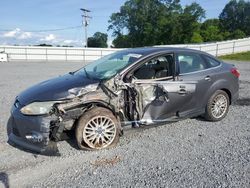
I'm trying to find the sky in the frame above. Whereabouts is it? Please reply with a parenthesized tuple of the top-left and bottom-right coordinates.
(0, 0, 229, 47)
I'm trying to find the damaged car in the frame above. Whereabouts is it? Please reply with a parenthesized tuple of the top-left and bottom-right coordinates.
(8, 47, 239, 154)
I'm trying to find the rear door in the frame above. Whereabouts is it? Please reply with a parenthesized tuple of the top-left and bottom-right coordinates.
(126, 53, 197, 124)
(176, 52, 221, 114)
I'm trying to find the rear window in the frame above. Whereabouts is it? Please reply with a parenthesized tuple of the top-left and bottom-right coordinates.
(204, 56, 221, 68)
(177, 53, 208, 74)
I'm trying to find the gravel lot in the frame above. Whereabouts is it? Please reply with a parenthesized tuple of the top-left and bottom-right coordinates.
(0, 60, 249, 188)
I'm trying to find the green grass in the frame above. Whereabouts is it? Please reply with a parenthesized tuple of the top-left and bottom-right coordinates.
(219, 51, 250, 61)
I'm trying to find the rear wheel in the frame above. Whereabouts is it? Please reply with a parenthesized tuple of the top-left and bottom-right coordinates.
(204, 90, 229, 121)
(75, 107, 121, 150)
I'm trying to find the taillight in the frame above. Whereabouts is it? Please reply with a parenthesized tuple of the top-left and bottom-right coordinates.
(231, 67, 240, 78)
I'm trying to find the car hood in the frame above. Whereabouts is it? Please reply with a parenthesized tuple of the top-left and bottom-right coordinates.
(18, 72, 99, 105)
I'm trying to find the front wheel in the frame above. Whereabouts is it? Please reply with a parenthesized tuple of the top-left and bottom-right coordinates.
(204, 90, 230, 121)
(75, 107, 121, 151)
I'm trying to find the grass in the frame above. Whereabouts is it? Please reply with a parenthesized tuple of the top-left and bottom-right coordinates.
(219, 51, 250, 61)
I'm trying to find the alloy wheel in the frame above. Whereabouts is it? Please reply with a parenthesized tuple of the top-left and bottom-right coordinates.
(82, 116, 117, 149)
(211, 94, 228, 119)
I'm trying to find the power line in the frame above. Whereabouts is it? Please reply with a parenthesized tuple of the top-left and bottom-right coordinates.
(0, 25, 83, 33)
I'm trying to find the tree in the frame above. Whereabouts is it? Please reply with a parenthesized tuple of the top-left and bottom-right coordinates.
(108, 0, 205, 47)
(201, 19, 220, 31)
(36, 44, 53, 47)
(87, 32, 108, 48)
(178, 2, 205, 43)
(201, 19, 224, 42)
(112, 34, 132, 48)
(219, 0, 250, 36)
(109, 0, 175, 47)
(229, 29, 246, 39)
(190, 32, 203, 43)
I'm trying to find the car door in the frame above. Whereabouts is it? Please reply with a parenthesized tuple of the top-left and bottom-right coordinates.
(176, 52, 221, 115)
(126, 53, 197, 124)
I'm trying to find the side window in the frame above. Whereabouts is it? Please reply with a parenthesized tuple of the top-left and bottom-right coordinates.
(203, 55, 220, 68)
(178, 53, 208, 74)
(134, 54, 174, 80)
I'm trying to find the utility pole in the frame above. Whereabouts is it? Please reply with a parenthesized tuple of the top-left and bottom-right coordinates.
(80, 8, 92, 48)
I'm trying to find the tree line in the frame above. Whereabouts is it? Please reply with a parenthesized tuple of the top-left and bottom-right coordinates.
(88, 0, 250, 48)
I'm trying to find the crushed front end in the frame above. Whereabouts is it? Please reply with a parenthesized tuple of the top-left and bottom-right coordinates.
(7, 81, 123, 155)
(8, 99, 59, 154)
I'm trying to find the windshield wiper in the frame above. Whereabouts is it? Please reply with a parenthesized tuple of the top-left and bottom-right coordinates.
(83, 67, 90, 79)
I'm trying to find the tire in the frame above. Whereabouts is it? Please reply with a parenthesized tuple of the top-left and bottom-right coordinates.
(75, 107, 121, 151)
(204, 90, 230, 122)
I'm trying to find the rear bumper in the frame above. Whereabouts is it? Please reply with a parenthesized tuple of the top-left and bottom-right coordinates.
(8, 106, 58, 154)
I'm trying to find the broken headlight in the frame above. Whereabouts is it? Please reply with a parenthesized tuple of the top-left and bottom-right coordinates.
(20, 101, 58, 115)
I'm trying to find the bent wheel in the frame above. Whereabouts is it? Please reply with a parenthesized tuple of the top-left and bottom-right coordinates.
(76, 107, 120, 150)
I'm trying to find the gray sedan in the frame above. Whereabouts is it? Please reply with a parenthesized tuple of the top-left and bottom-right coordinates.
(8, 47, 239, 154)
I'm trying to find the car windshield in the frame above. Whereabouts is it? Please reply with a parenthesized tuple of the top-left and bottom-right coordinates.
(77, 51, 142, 80)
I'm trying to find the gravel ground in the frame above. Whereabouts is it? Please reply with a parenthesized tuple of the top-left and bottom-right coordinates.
(0, 60, 249, 188)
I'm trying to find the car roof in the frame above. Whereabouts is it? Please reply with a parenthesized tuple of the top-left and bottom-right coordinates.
(121, 47, 213, 58)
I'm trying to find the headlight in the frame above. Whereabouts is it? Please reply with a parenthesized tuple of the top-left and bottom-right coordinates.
(20, 101, 58, 115)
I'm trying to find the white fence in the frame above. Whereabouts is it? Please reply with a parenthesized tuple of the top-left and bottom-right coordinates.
(0, 37, 249, 62)
(159, 37, 250, 57)
(0, 46, 121, 62)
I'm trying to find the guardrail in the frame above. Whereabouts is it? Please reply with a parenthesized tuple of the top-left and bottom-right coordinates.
(0, 37, 249, 62)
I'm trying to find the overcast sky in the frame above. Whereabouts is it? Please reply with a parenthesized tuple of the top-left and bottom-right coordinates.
(0, 0, 229, 47)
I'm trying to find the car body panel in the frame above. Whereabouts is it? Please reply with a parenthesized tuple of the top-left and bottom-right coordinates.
(18, 72, 98, 105)
(129, 80, 197, 123)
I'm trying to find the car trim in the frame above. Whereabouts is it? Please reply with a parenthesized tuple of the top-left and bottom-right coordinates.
(178, 63, 222, 76)
(134, 76, 174, 82)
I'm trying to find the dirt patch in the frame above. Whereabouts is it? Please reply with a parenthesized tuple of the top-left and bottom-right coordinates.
(90, 155, 122, 167)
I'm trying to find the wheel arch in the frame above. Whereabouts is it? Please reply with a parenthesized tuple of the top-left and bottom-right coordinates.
(82, 100, 116, 116)
(203, 79, 233, 107)
(79, 100, 125, 126)
(220, 88, 232, 104)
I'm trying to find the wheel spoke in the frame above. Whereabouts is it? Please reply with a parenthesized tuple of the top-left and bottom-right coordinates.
(105, 126, 115, 131)
(103, 133, 112, 140)
(85, 130, 95, 135)
(94, 136, 100, 145)
(103, 120, 112, 128)
(100, 135, 108, 144)
(85, 126, 95, 131)
(102, 118, 108, 127)
(89, 134, 98, 143)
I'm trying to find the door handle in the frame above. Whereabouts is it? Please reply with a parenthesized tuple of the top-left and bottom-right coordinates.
(204, 76, 211, 81)
(178, 89, 187, 95)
